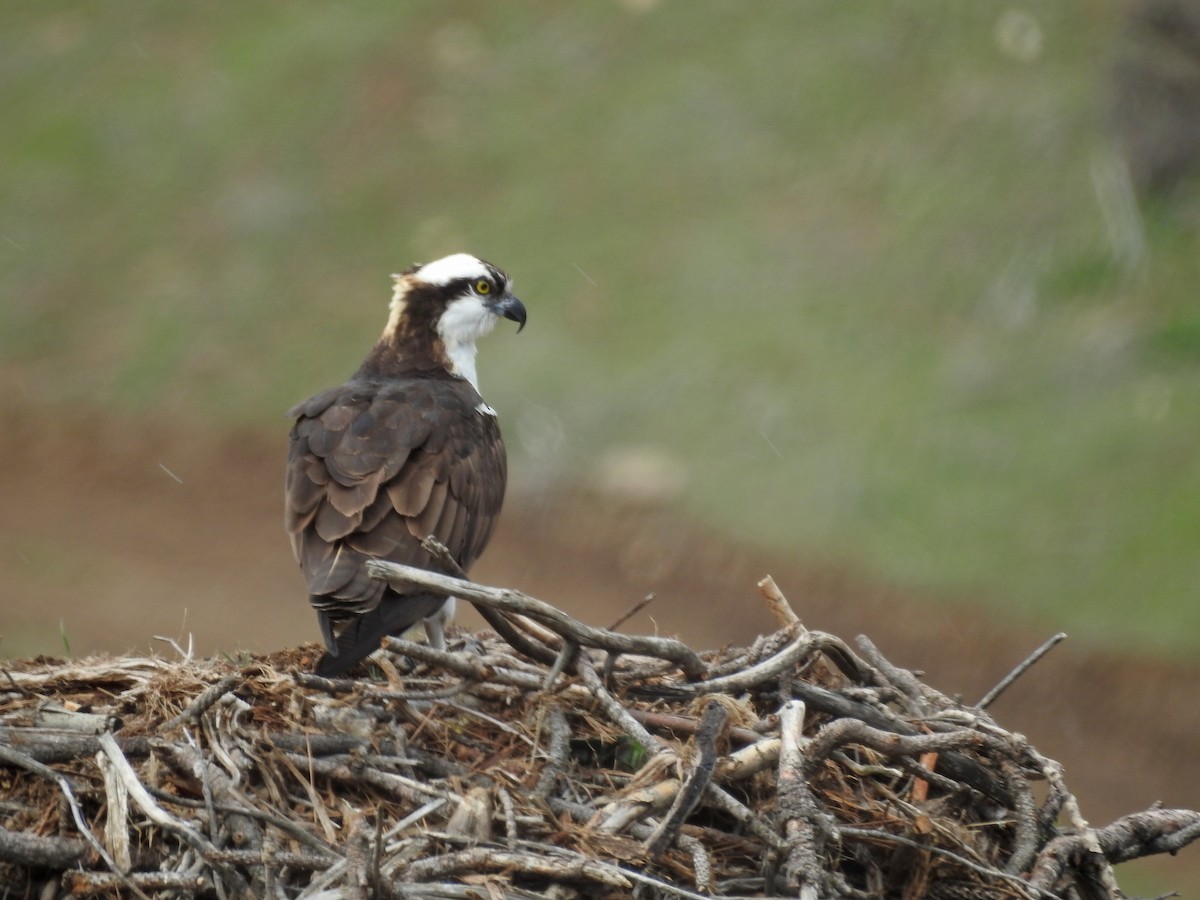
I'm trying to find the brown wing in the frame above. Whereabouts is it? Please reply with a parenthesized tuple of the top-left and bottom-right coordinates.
(285, 376, 507, 621)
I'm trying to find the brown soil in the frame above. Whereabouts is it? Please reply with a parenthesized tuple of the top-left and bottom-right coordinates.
(2, 403, 1198, 886)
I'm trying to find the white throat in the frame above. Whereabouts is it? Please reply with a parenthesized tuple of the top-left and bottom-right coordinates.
(437, 294, 498, 397)
(445, 340, 481, 392)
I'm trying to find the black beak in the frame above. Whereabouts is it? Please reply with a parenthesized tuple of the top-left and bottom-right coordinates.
(491, 294, 527, 333)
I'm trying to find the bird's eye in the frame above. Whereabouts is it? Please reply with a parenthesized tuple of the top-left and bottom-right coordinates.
(475, 279, 492, 295)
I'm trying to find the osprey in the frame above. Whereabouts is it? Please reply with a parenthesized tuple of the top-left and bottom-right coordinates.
(285, 253, 526, 677)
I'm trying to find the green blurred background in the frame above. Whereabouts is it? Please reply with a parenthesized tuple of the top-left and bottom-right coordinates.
(4, 2, 1200, 893)
(5, 2, 1197, 654)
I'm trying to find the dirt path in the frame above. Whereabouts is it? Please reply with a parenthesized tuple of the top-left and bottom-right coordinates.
(2, 404, 1198, 880)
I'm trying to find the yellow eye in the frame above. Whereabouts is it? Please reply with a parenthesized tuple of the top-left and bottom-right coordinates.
(475, 279, 492, 295)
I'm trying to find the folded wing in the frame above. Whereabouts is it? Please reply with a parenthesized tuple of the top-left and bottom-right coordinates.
(284, 378, 507, 642)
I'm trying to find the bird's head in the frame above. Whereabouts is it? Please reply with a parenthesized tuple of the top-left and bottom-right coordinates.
(374, 253, 526, 391)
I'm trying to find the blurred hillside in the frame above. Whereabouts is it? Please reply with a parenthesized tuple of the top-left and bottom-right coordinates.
(3, 2, 1200, 656)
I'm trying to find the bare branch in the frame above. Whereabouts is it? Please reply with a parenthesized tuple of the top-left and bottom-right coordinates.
(366, 559, 707, 679)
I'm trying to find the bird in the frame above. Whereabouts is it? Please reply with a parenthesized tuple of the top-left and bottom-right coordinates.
(284, 253, 526, 677)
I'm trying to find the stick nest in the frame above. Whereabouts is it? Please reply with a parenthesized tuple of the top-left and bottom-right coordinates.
(1, 563, 1197, 899)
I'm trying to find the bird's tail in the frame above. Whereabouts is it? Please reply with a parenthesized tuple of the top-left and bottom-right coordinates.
(315, 591, 447, 677)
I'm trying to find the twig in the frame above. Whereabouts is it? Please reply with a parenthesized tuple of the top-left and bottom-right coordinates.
(141, 785, 338, 859)
(497, 786, 518, 850)
(96, 747, 132, 871)
(777, 700, 827, 898)
(628, 708, 761, 746)
(855, 634, 938, 712)
(160, 672, 241, 731)
(381, 637, 492, 679)
(0, 727, 152, 764)
(703, 782, 789, 853)
(574, 654, 664, 753)
(420, 535, 560, 665)
(0, 743, 144, 899)
(840, 828, 1050, 899)
(977, 632, 1068, 710)
(64, 871, 212, 894)
(0, 823, 88, 868)
(669, 628, 817, 695)
(757, 575, 800, 627)
(607, 593, 656, 632)
(98, 732, 246, 895)
(366, 559, 707, 679)
(401, 846, 632, 888)
(645, 700, 727, 857)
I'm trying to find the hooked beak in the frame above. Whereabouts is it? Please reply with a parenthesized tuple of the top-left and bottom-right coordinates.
(490, 293, 527, 333)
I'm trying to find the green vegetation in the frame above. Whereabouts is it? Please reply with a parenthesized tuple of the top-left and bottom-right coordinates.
(3, 4, 1199, 655)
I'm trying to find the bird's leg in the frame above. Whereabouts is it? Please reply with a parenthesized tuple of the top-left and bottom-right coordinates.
(422, 596, 456, 651)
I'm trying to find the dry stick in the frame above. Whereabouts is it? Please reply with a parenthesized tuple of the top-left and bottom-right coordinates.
(855, 634, 938, 711)
(420, 535, 560, 666)
(160, 672, 241, 731)
(368, 681, 471, 702)
(186, 730, 224, 869)
(629, 708, 762, 746)
(574, 654, 663, 753)
(658, 628, 872, 695)
(1052, 789, 1122, 897)
(65, 871, 211, 894)
(497, 786, 519, 851)
(717, 736, 782, 781)
(757, 575, 800, 627)
(97, 732, 248, 896)
(278, 751, 454, 806)
(910, 751, 938, 805)
(668, 629, 818, 695)
(141, 786, 338, 860)
(780, 699, 1013, 806)
(366, 559, 707, 679)
(344, 819, 372, 900)
(615, 864, 724, 900)
(703, 781, 789, 853)
(160, 741, 263, 855)
(542, 640, 578, 689)
(381, 887, 545, 900)
(676, 833, 713, 894)
(777, 700, 825, 900)
(401, 846, 632, 888)
(1000, 756, 1041, 877)
(0, 727, 152, 764)
(801, 718, 1005, 779)
(534, 705, 571, 799)
(32, 702, 116, 734)
(977, 632, 1068, 710)
(96, 748, 132, 871)
(0, 742, 145, 900)
(838, 828, 1051, 900)
(0, 823, 88, 868)
(1, 667, 34, 698)
(645, 700, 728, 857)
(607, 593, 656, 631)
(592, 777, 682, 833)
(380, 637, 491, 679)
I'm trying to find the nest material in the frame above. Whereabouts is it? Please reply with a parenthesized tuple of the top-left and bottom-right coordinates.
(1, 563, 1198, 899)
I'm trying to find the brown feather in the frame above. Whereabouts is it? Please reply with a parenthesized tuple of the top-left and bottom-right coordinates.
(285, 375, 506, 620)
